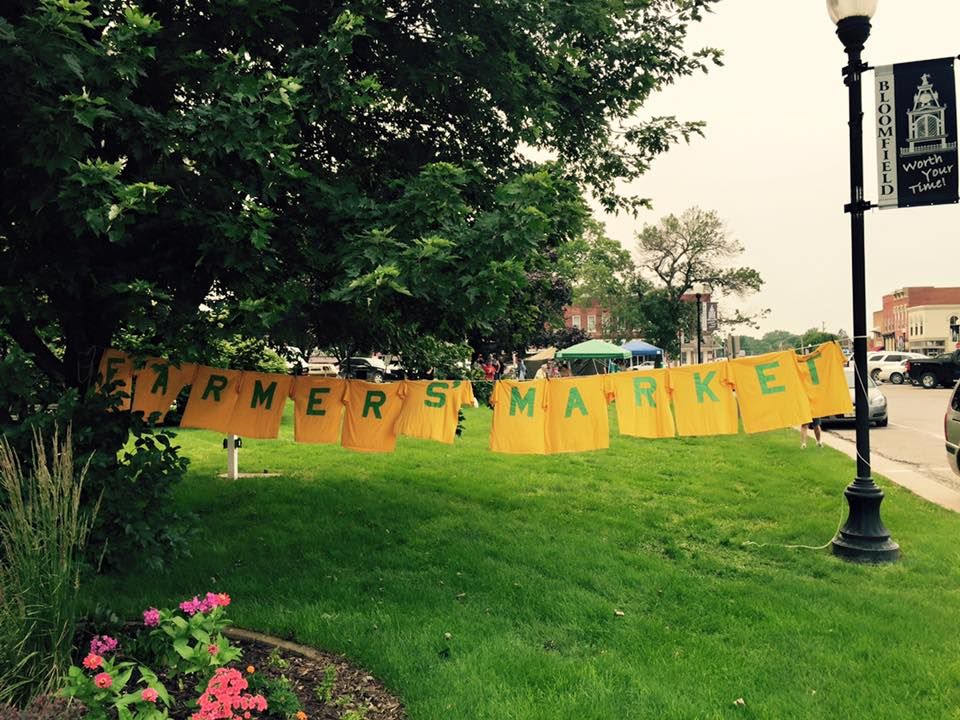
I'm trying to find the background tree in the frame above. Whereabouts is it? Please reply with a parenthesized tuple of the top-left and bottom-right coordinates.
(634, 207, 765, 357)
(0, 1, 722, 564)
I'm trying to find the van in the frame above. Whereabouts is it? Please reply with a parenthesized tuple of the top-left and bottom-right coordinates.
(945, 381, 960, 477)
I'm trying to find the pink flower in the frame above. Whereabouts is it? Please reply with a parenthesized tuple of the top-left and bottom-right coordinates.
(207, 643, 219, 655)
(216, 593, 231, 607)
(143, 607, 160, 627)
(94, 672, 112, 689)
(179, 596, 203, 616)
(141, 688, 158, 703)
(89, 635, 118, 656)
(82, 653, 103, 670)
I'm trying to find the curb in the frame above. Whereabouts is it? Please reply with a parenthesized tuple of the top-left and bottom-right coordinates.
(820, 430, 960, 513)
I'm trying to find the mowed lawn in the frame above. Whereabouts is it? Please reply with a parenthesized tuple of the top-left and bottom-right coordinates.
(88, 404, 960, 719)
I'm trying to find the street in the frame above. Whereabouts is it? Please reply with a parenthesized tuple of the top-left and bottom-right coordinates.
(825, 383, 958, 492)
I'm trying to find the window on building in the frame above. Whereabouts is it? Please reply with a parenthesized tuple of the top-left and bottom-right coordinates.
(571, 315, 581, 329)
(951, 315, 959, 343)
(587, 314, 597, 333)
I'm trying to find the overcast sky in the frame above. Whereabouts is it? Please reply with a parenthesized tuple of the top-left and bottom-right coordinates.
(600, 0, 960, 337)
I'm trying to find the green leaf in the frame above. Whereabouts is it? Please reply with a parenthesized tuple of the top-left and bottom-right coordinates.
(172, 638, 193, 659)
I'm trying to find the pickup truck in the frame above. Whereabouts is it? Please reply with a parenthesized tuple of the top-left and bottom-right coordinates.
(906, 350, 960, 389)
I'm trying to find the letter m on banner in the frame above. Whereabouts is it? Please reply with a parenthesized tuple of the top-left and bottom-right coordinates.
(875, 57, 959, 209)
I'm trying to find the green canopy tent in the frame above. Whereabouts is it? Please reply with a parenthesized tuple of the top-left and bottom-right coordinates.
(555, 340, 630, 376)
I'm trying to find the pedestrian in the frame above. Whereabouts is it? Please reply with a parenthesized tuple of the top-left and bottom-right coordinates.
(534, 362, 548, 380)
(800, 417, 823, 449)
(491, 354, 501, 380)
(482, 356, 496, 382)
(517, 353, 527, 381)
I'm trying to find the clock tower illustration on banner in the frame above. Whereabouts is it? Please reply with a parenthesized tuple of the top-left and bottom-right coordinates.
(902, 73, 958, 157)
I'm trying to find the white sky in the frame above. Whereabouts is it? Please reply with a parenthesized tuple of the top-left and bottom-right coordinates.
(600, 0, 960, 337)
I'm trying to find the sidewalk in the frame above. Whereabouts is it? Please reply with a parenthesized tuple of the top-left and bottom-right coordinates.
(820, 430, 960, 513)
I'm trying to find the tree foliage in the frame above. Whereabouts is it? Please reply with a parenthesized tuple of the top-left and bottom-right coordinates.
(0, 0, 722, 562)
(634, 207, 765, 356)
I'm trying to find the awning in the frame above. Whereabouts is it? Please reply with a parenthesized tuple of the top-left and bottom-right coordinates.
(555, 339, 631, 360)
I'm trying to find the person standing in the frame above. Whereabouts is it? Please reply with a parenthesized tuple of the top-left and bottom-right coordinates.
(516, 353, 527, 381)
(800, 417, 823, 448)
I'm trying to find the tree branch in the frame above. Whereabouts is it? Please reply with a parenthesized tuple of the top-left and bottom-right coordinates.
(5, 316, 65, 383)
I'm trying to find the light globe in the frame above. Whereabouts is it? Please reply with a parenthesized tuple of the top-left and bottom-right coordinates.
(827, 0, 878, 24)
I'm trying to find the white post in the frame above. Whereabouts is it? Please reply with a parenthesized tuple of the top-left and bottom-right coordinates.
(226, 434, 239, 480)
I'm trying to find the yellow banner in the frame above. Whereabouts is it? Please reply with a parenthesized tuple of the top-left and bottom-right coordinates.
(100, 342, 849, 454)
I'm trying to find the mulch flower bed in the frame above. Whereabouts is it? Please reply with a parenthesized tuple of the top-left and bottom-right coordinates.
(223, 629, 406, 720)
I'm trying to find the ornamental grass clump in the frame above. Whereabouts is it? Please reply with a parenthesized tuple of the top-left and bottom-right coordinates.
(0, 428, 97, 707)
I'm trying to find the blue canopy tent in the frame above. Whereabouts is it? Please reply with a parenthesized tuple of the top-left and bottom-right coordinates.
(621, 339, 664, 368)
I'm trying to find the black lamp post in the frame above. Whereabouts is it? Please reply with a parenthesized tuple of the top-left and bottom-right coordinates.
(827, 0, 899, 562)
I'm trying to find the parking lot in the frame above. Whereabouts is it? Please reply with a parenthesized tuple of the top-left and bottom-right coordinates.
(825, 382, 959, 492)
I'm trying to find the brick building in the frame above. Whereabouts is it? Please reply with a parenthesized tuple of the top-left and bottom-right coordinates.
(872, 286, 960, 354)
(563, 303, 611, 338)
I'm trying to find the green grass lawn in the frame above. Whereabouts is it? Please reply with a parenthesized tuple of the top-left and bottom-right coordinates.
(88, 405, 960, 719)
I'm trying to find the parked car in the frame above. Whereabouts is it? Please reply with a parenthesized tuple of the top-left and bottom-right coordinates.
(876, 361, 908, 385)
(906, 350, 960, 389)
(867, 352, 926, 383)
(339, 356, 405, 382)
(946, 381, 960, 477)
(823, 368, 888, 427)
(340, 356, 388, 382)
(310, 361, 339, 377)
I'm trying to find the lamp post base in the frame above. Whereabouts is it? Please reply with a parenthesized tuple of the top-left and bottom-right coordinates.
(831, 482, 900, 563)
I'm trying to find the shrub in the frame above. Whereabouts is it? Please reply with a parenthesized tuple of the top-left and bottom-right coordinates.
(0, 428, 97, 707)
(1, 389, 191, 572)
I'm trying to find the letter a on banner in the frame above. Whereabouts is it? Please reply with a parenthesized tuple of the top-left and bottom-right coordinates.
(875, 58, 959, 209)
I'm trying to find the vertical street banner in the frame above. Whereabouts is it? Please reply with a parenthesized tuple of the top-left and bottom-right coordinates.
(875, 57, 959, 209)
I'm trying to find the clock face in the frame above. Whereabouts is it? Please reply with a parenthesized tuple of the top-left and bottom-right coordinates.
(919, 91, 934, 105)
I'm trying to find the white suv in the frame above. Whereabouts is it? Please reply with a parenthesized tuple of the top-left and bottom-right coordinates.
(945, 381, 960, 477)
(868, 352, 926, 384)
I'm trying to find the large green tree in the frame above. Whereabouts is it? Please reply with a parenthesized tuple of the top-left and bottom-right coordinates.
(634, 207, 765, 357)
(0, 0, 722, 560)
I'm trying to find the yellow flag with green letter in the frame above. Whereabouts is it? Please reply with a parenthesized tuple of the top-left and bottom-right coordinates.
(341, 380, 405, 452)
(544, 375, 612, 454)
(489, 379, 548, 454)
(796, 342, 853, 418)
(180, 366, 242, 433)
(227, 371, 293, 439)
(131, 358, 196, 423)
(291, 377, 347, 444)
(729, 351, 812, 433)
(608, 369, 676, 439)
(668, 363, 739, 436)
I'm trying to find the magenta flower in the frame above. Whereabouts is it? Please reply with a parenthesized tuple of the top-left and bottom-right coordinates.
(89, 635, 118, 656)
(179, 596, 203, 616)
(143, 607, 160, 627)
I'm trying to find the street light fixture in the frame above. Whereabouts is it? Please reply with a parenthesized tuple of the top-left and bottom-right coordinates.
(827, 0, 899, 562)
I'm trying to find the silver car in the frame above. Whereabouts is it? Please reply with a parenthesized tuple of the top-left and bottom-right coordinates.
(946, 381, 960, 477)
(826, 368, 888, 427)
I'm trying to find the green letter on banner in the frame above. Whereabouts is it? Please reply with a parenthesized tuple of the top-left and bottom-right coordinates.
(805, 357, 821, 386)
(425, 382, 448, 408)
(756, 362, 786, 395)
(250, 380, 277, 409)
(694, 371, 719, 403)
(105, 356, 125, 384)
(363, 390, 386, 419)
(510, 387, 536, 417)
(306, 387, 330, 416)
(202, 374, 229, 402)
(149, 365, 169, 395)
(633, 377, 657, 407)
(565, 387, 588, 418)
